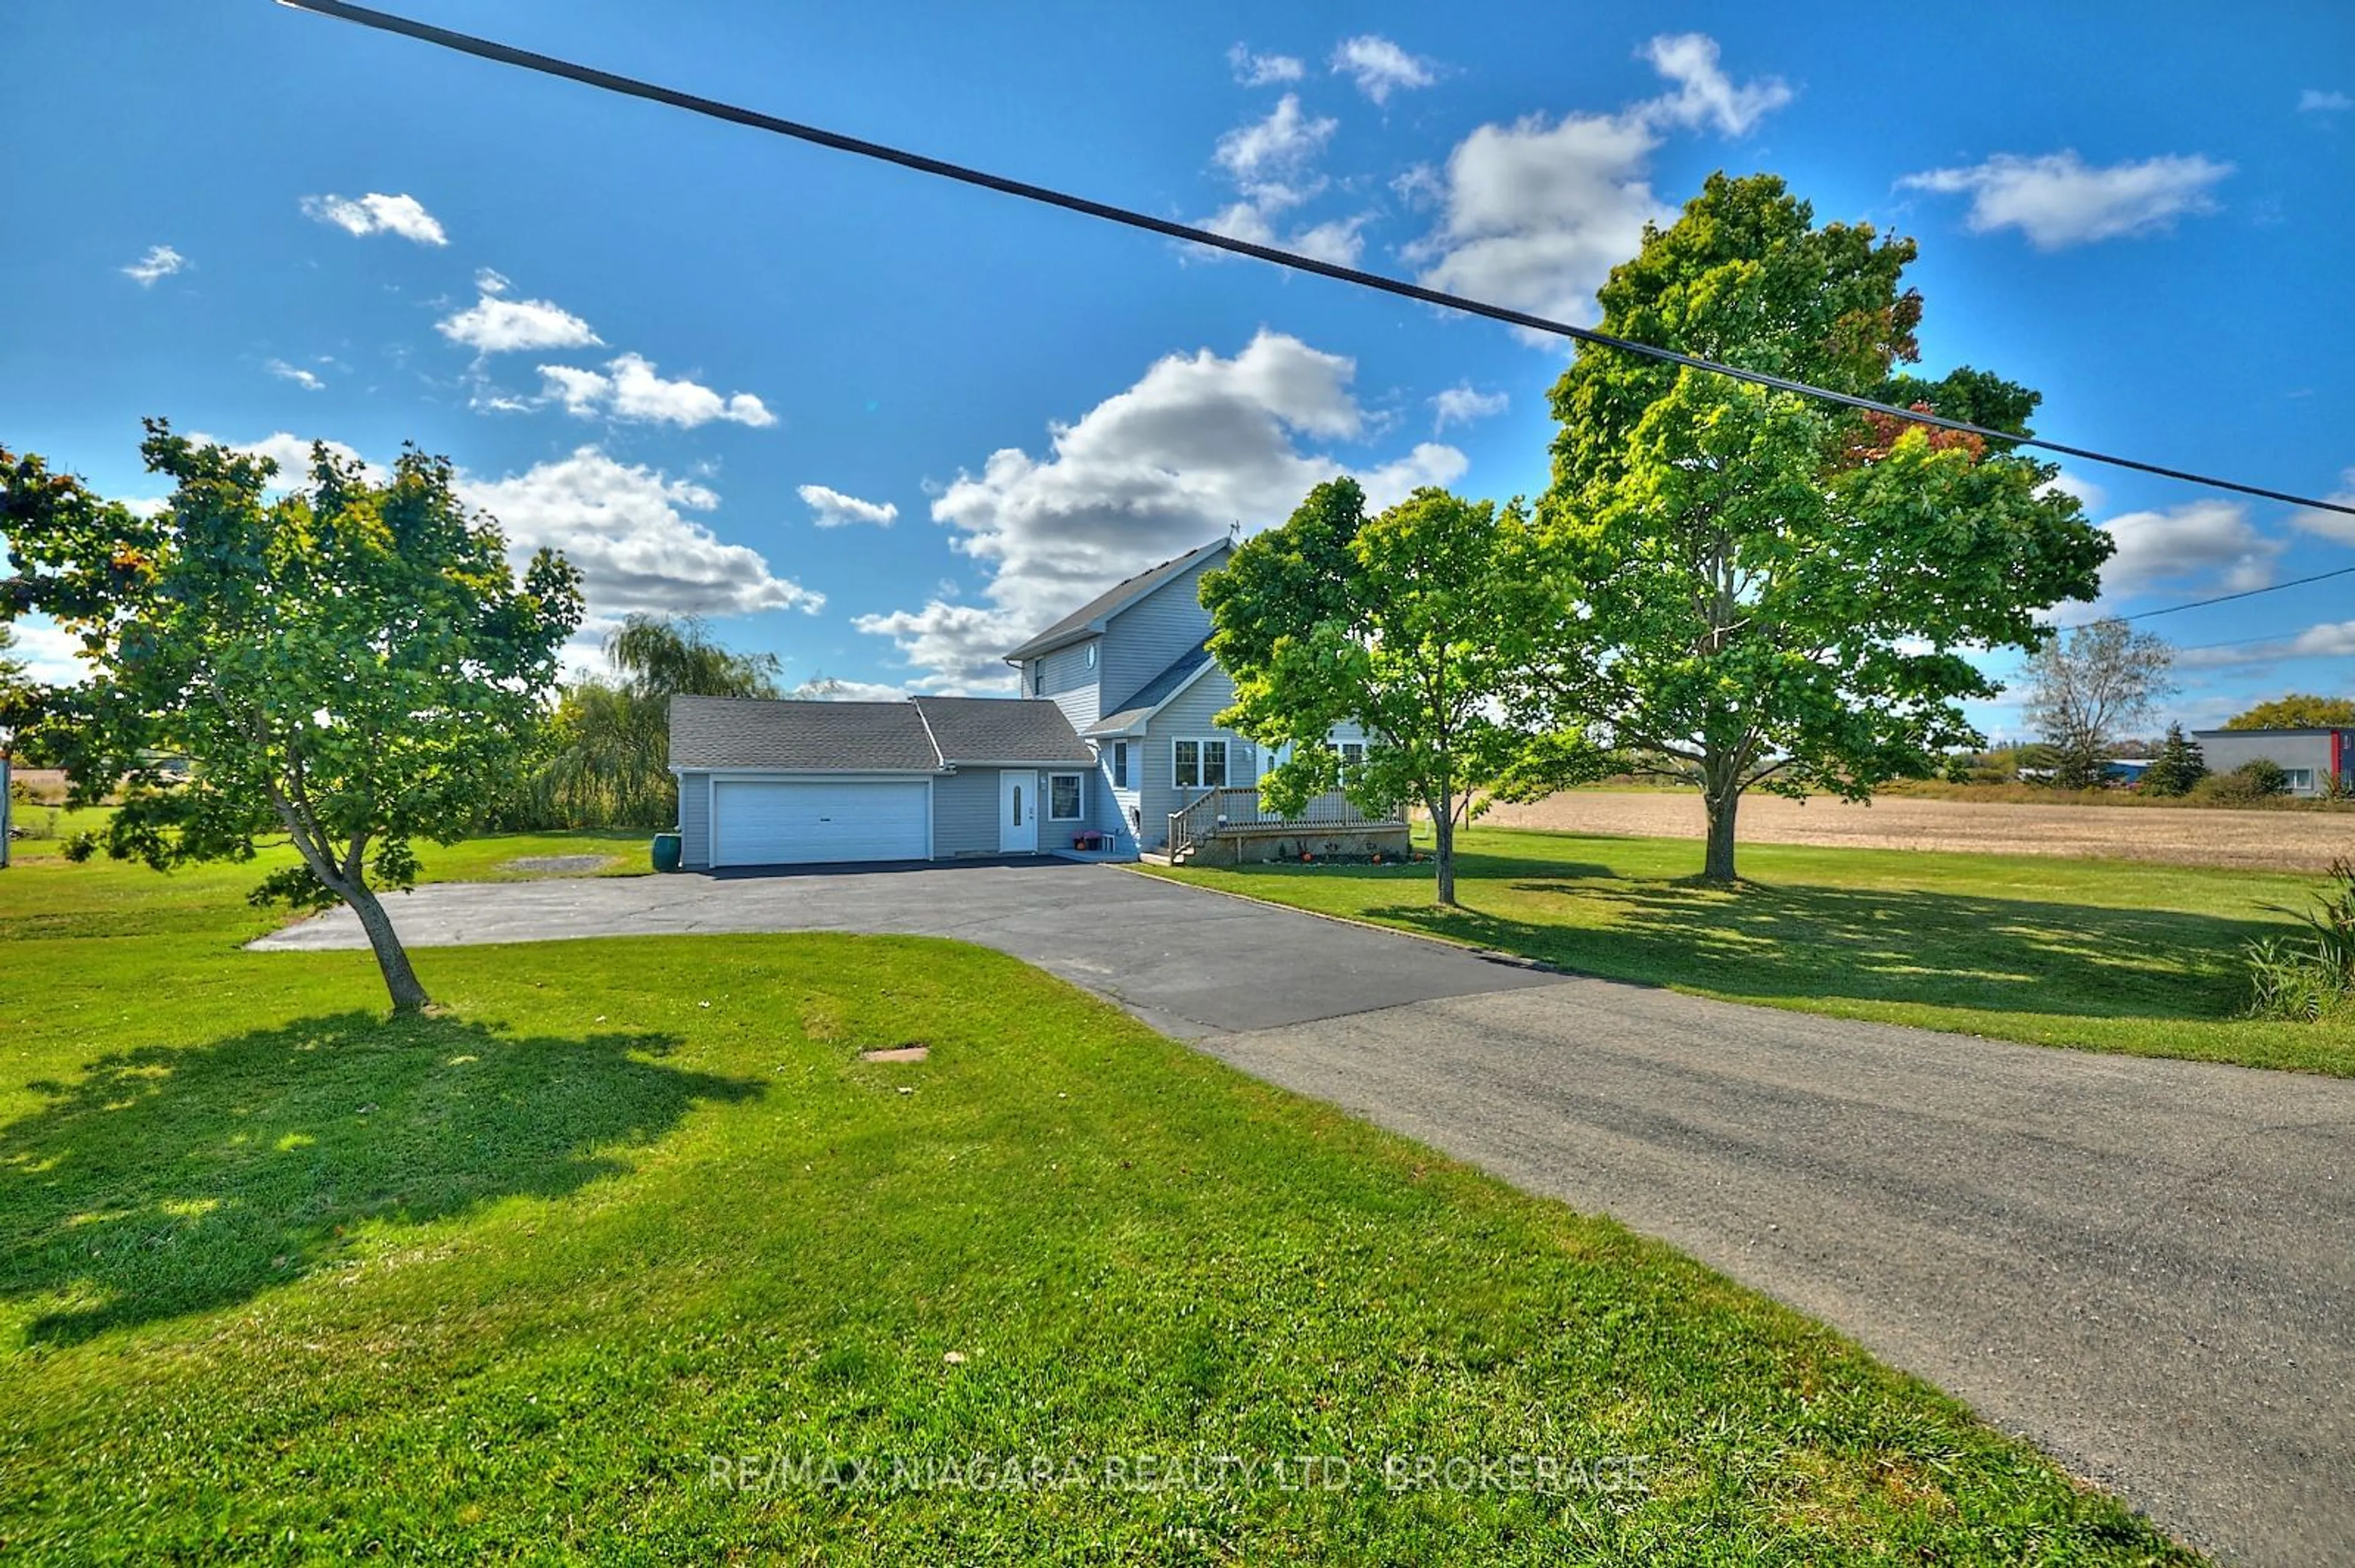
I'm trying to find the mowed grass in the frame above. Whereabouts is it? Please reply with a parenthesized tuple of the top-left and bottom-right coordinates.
(0, 849, 2194, 1561)
(1151, 827, 2355, 1076)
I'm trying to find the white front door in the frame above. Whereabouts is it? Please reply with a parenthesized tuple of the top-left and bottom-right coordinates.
(998, 769, 1038, 853)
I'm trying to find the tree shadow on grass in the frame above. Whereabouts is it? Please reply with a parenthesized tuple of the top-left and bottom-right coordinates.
(1319, 849, 2283, 1022)
(0, 1012, 760, 1346)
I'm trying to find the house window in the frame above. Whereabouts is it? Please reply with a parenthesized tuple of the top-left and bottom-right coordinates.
(1174, 738, 1229, 790)
(2287, 768, 2315, 794)
(1049, 773, 1083, 820)
(1338, 740, 1366, 775)
(1111, 741, 1130, 789)
(1086, 643, 1097, 668)
(1031, 663, 1044, 696)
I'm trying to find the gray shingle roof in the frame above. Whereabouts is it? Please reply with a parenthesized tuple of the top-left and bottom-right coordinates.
(669, 696, 941, 772)
(669, 694, 1095, 771)
(1086, 642, 1212, 736)
(1000, 538, 1230, 663)
(913, 696, 1096, 763)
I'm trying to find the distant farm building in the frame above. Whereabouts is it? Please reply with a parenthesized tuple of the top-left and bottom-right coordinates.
(2192, 727, 2355, 798)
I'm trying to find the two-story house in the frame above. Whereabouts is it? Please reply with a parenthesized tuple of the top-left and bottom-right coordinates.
(667, 538, 1392, 870)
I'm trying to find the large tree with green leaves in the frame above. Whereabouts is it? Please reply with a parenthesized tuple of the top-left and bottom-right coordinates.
(2224, 694, 2355, 730)
(524, 615, 781, 830)
(1203, 480, 1592, 905)
(0, 423, 582, 1010)
(1537, 172, 2112, 881)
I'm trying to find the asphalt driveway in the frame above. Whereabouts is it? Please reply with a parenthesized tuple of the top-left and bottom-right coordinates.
(254, 859, 2355, 1566)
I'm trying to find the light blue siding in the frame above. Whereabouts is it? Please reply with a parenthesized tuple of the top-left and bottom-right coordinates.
(677, 771, 711, 869)
(1100, 554, 1220, 712)
(931, 768, 1001, 855)
(1135, 667, 1258, 849)
(1030, 637, 1101, 733)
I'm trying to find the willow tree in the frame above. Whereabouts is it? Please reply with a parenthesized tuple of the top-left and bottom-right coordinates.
(1539, 172, 2111, 881)
(529, 615, 781, 828)
(0, 423, 582, 1009)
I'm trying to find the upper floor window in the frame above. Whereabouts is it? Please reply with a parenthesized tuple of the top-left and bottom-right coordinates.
(1111, 741, 1130, 789)
(1086, 643, 1097, 668)
(1031, 663, 1044, 696)
(1338, 740, 1366, 776)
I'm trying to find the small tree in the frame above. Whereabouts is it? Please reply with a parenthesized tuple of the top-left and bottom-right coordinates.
(1203, 480, 1593, 906)
(2141, 722, 2207, 797)
(0, 423, 582, 1011)
(2224, 694, 2355, 730)
(2020, 619, 2175, 792)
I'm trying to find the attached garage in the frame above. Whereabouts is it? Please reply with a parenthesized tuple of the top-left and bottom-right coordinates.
(669, 693, 1102, 873)
(711, 778, 929, 867)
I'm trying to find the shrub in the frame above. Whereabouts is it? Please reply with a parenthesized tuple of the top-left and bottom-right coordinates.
(2243, 858, 2355, 1020)
(2238, 758, 2291, 797)
(2191, 760, 2292, 806)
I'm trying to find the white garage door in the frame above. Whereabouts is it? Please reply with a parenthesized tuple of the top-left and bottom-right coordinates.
(712, 779, 929, 867)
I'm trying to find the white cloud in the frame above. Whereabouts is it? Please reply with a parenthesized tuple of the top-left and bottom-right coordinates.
(2299, 88, 2352, 113)
(798, 484, 898, 528)
(1899, 151, 2233, 248)
(1192, 96, 1369, 264)
(121, 245, 186, 287)
(2038, 468, 2106, 513)
(265, 358, 324, 392)
(2181, 620, 2355, 671)
(2286, 470, 2355, 543)
(2099, 500, 2282, 600)
(475, 267, 511, 294)
(4, 616, 86, 686)
(1214, 94, 1337, 183)
(1331, 35, 1436, 105)
(1227, 44, 1303, 86)
(794, 676, 913, 703)
(1288, 215, 1370, 266)
(535, 353, 776, 428)
(1429, 383, 1509, 430)
(438, 291, 602, 354)
(1403, 33, 1788, 337)
(1637, 33, 1792, 136)
(856, 331, 1466, 692)
(299, 192, 448, 247)
(1409, 109, 1669, 333)
(190, 430, 385, 493)
(851, 601, 1028, 695)
(456, 447, 820, 629)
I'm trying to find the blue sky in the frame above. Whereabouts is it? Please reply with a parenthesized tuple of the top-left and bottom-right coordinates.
(6, 1, 2351, 736)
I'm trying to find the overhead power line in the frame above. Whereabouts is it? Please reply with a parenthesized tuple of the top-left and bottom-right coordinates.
(2121, 561, 2355, 623)
(276, 0, 2355, 538)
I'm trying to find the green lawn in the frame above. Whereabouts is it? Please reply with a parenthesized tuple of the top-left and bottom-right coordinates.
(1149, 827, 2354, 1076)
(0, 846, 2194, 1561)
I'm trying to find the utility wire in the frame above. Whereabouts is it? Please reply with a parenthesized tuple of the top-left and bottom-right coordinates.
(2121, 562, 2355, 623)
(275, 0, 2355, 534)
